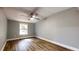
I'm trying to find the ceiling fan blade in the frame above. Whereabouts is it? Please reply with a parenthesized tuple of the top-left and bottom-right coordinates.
(35, 18, 40, 20)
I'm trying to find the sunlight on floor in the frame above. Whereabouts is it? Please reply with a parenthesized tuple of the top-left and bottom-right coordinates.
(17, 39, 33, 51)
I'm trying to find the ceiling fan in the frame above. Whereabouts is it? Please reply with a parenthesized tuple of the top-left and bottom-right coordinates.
(28, 12, 40, 21)
(19, 7, 40, 21)
(28, 7, 40, 21)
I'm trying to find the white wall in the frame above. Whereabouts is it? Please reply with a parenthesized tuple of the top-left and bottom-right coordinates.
(35, 8, 79, 49)
(0, 8, 7, 50)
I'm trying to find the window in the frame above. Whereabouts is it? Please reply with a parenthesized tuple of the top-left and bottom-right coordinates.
(19, 23, 28, 35)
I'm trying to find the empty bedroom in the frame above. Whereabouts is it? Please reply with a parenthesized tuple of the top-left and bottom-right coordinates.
(0, 7, 79, 51)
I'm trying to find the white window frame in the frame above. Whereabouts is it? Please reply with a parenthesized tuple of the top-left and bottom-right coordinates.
(19, 23, 28, 35)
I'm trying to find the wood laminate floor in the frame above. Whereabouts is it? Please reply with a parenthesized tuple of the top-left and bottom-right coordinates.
(4, 37, 71, 51)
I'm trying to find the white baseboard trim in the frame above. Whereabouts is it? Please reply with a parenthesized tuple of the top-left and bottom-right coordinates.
(36, 36, 79, 51)
(7, 36, 34, 41)
(1, 41, 7, 51)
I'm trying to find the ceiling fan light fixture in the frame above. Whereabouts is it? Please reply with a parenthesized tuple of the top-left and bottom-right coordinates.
(30, 17, 34, 20)
(28, 13, 40, 21)
(32, 15, 36, 18)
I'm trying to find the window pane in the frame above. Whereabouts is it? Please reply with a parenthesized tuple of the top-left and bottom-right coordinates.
(19, 23, 28, 35)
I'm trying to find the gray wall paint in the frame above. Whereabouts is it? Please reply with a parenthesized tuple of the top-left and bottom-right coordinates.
(7, 20, 35, 39)
(28, 23, 35, 36)
(7, 20, 19, 39)
(35, 8, 79, 49)
(0, 9, 7, 50)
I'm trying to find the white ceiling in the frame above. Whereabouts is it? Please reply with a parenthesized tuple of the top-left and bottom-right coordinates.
(3, 7, 71, 23)
(36, 7, 71, 18)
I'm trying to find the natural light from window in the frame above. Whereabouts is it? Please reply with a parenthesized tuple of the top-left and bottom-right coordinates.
(19, 23, 28, 35)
